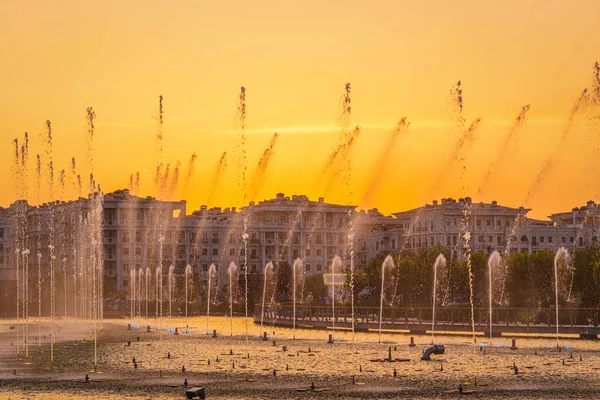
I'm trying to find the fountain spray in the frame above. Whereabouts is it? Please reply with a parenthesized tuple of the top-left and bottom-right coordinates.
(477, 105, 530, 196)
(487, 251, 502, 344)
(248, 133, 279, 201)
(431, 254, 446, 344)
(378, 255, 395, 344)
(360, 118, 409, 207)
(291, 258, 303, 340)
(206, 264, 216, 334)
(185, 265, 192, 332)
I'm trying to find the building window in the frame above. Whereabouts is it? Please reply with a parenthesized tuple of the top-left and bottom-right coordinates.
(476, 219, 481, 227)
(230, 248, 235, 256)
(505, 220, 511, 227)
(549, 237, 553, 243)
(305, 264, 311, 272)
(251, 249, 257, 258)
(316, 264, 322, 271)
(135, 248, 142, 256)
(316, 249, 322, 256)
(540, 237, 545, 243)
(316, 234, 323, 245)
(123, 247, 129, 256)
(488, 236, 492, 243)
(570, 237, 574, 243)
(251, 264, 257, 273)
(497, 236, 502, 245)
(123, 263, 129, 271)
(202, 248, 208, 256)
(579, 237, 584, 246)
(212, 248, 218, 256)
(496, 219, 501, 226)
(487, 219, 491, 226)
(305, 249, 311, 257)
(562, 237, 566, 244)
(479, 235, 484, 243)
(202, 264, 208, 272)
(123, 280, 128, 288)
(447, 237, 451, 246)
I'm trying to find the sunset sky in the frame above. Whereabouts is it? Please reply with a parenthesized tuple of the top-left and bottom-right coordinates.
(1, 0, 599, 219)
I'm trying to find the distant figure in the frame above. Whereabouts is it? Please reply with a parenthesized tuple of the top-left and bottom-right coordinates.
(167, 352, 171, 359)
(184, 378, 188, 387)
(85, 374, 89, 383)
(458, 383, 463, 394)
(311, 382, 315, 390)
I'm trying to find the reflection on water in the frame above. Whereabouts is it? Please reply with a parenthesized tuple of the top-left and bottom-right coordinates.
(1, 317, 600, 399)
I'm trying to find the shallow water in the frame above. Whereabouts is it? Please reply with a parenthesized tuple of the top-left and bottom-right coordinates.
(1, 316, 600, 399)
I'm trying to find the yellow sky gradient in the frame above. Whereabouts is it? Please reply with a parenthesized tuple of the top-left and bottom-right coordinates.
(1, 0, 599, 219)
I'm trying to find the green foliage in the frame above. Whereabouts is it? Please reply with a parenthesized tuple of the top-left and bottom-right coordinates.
(303, 273, 326, 302)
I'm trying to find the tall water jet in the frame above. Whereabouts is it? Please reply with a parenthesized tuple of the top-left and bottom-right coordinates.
(431, 254, 446, 344)
(168, 265, 175, 332)
(248, 133, 279, 201)
(155, 266, 162, 330)
(260, 262, 274, 338)
(207, 152, 228, 205)
(138, 267, 144, 327)
(554, 247, 573, 348)
(378, 255, 395, 344)
(206, 264, 217, 334)
(477, 105, 531, 196)
(449, 80, 466, 129)
(360, 118, 409, 207)
(330, 256, 342, 342)
(487, 251, 502, 343)
(130, 269, 136, 325)
(235, 86, 248, 205)
(227, 262, 238, 336)
(145, 266, 150, 325)
(185, 153, 197, 187)
(461, 198, 477, 383)
(291, 258, 303, 340)
(185, 264, 192, 332)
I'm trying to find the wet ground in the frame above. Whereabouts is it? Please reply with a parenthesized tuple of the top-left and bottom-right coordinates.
(1, 316, 600, 399)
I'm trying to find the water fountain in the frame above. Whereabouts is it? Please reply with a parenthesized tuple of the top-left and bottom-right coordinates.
(185, 264, 192, 332)
(431, 253, 446, 344)
(487, 251, 502, 343)
(145, 266, 150, 325)
(168, 265, 175, 332)
(378, 255, 395, 344)
(227, 262, 238, 336)
(554, 247, 571, 348)
(330, 256, 342, 342)
(206, 264, 217, 335)
(291, 258, 303, 340)
(260, 262, 274, 338)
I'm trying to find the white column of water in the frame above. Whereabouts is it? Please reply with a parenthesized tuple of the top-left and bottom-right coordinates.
(185, 264, 192, 332)
(15, 247, 20, 360)
(145, 266, 150, 326)
(138, 268, 143, 328)
(291, 259, 303, 340)
(227, 262, 237, 336)
(431, 254, 446, 344)
(23, 248, 30, 362)
(330, 256, 342, 342)
(260, 262, 273, 338)
(168, 264, 174, 332)
(378, 255, 395, 344)
(554, 247, 569, 349)
(206, 264, 216, 335)
(487, 251, 501, 344)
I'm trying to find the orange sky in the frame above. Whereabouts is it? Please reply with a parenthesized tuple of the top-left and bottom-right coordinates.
(1, 0, 599, 219)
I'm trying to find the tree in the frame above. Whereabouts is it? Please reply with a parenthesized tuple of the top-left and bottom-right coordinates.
(304, 273, 326, 302)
